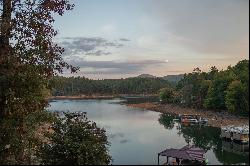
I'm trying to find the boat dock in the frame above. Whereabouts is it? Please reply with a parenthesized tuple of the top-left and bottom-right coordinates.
(221, 125, 249, 143)
(158, 145, 207, 165)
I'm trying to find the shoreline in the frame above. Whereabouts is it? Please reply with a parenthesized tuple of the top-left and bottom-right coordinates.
(47, 95, 117, 100)
(46, 95, 158, 100)
(126, 102, 249, 128)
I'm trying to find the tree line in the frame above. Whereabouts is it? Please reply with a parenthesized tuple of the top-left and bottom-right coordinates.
(160, 60, 249, 116)
(49, 76, 172, 96)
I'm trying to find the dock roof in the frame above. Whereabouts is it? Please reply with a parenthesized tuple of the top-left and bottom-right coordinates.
(158, 145, 206, 162)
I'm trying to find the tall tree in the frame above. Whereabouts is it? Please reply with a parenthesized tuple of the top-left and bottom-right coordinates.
(0, 0, 78, 164)
(0, 0, 78, 116)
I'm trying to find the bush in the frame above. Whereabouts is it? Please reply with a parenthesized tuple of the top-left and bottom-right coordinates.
(159, 87, 175, 103)
(38, 112, 111, 165)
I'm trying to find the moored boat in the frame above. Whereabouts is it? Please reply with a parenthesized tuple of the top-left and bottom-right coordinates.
(221, 125, 249, 143)
(178, 114, 208, 124)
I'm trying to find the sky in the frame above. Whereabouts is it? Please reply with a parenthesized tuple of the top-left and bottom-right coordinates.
(53, 0, 249, 79)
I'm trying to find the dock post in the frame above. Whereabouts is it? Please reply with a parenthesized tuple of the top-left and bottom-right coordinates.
(158, 154, 160, 165)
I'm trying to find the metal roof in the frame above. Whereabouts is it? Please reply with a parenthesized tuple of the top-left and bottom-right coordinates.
(159, 145, 206, 162)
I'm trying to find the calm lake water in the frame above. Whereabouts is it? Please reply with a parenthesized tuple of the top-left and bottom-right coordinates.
(48, 99, 249, 165)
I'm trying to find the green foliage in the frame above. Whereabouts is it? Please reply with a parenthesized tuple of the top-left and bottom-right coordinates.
(0, 110, 55, 164)
(177, 68, 208, 108)
(204, 69, 236, 110)
(225, 80, 249, 116)
(159, 87, 175, 103)
(50, 76, 171, 96)
(0, 0, 77, 164)
(38, 112, 111, 165)
(0, 0, 77, 117)
(175, 60, 249, 116)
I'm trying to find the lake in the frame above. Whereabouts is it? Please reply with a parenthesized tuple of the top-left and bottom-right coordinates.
(48, 99, 249, 165)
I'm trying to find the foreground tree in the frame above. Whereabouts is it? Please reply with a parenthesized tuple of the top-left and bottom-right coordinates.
(38, 112, 112, 165)
(0, 0, 78, 164)
(0, 0, 78, 117)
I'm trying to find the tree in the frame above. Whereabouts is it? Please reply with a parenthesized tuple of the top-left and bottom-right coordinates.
(204, 70, 236, 110)
(0, 0, 78, 117)
(38, 112, 112, 165)
(176, 68, 207, 108)
(199, 80, 212, 108)
(159, 87, 175, 103)
(0, 0, 78, 164)
(225, 80, 249, 116)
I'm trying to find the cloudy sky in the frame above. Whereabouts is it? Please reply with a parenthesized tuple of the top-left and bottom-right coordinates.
(54, 0, 249, 79)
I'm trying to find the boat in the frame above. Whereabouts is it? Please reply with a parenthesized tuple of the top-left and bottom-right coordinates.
(221, 125, 249, 143)
(178, 114, 208, 124)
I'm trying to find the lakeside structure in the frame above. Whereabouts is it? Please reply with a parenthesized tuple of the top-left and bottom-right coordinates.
(158, 145, 207, 165)
(221, 125, 249, 143)
(177, 114, 208, 124)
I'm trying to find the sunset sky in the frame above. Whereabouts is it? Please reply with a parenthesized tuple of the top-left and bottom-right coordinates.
(54, 0, 249, 79)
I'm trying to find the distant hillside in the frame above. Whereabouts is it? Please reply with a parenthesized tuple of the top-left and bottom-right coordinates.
(137, 74, 184, 84)
(137, 74, 156, 78)
(50, 76, 171, 96)
(162, 74, 184, 83)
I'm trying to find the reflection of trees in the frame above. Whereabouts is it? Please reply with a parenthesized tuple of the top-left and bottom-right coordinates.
(214, 142, 249, 165)
(158, 113, 175, 130)
(158, 115, 249, 165)
(158, 113, 221, 150)
(179, 125, 249, 164)
(179, 125, 221, 151)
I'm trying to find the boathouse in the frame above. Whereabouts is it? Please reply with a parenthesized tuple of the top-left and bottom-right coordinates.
(158, 145, 206, 165)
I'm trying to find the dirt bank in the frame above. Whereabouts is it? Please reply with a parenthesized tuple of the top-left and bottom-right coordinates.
(127, 102, 249, 128)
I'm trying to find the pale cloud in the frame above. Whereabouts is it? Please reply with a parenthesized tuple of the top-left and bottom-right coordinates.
(66, 59, 168, 75)
(59, 37, 126, 58)
(119, 38, 130, 42)
(101, 24, 117, 34)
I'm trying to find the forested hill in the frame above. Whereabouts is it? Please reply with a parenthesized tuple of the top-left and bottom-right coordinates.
(49, 77, 172, 96)
(159, 59, 249, 116)
(49, 59, 249, 116)
(162, 74, 184, 84)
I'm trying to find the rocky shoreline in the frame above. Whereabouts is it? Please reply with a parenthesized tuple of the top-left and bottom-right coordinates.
(126, 102, 249, 128)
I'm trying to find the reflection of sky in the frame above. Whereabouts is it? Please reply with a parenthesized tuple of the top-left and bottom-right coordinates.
(48, 100, 221, 165)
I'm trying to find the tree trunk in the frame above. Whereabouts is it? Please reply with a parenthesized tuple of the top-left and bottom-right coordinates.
(1, 0, 12, 45)
(0, 0, 12, 116)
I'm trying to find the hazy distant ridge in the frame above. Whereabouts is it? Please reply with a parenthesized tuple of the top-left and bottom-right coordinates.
(137, 74, 184, 83)
(137, 74, 157, 78)
(162, 74, 184, 83)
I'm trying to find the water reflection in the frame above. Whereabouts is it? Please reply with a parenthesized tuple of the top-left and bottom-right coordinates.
(158, 113, 176, 130)
(158, 113, 249, 165)
(47, 100, 249, 165)
(122, 96, 159, 104)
